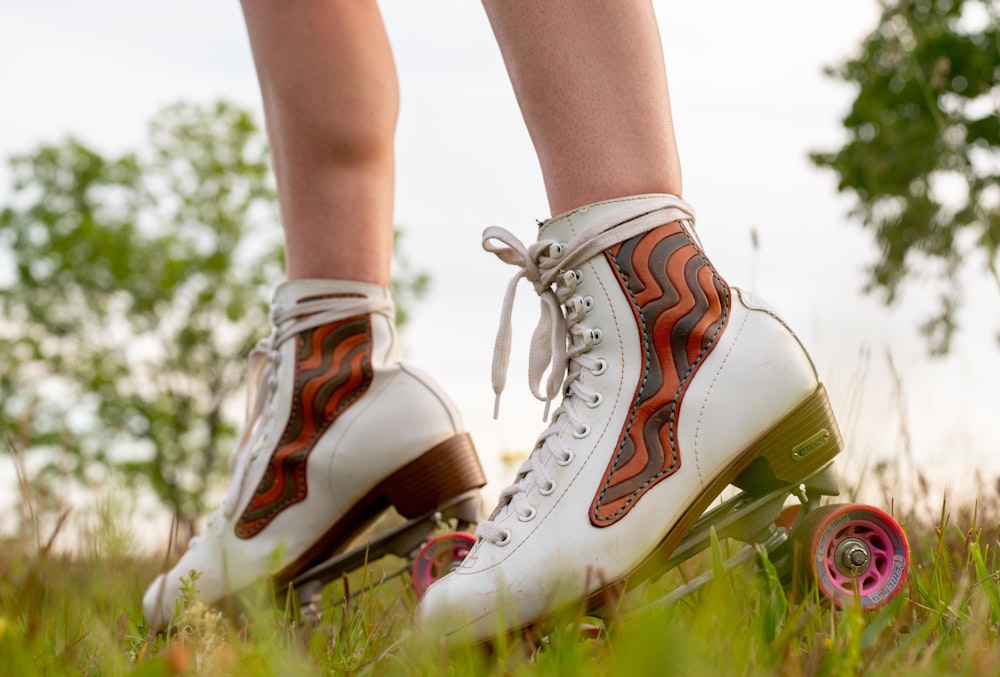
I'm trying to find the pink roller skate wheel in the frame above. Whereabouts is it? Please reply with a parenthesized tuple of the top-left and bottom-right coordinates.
(808, 504, 909, 610)
(411, 532, 476, 597)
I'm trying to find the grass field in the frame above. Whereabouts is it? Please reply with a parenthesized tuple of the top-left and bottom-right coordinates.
(2, 480, 999, 676)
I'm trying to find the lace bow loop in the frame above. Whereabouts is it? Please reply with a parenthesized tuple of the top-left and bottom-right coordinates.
(483, 227, 569, 419)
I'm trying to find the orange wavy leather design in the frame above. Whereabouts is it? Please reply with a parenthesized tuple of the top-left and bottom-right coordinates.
(590, 221, 730, 526)
(235, 316, 373, 538)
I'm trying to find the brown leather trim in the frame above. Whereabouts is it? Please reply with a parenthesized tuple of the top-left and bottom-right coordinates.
(236, 315, 374, 538)
(590, 222, 730, 526)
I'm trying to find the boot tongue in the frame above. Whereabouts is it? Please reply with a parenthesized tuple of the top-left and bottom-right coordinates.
(272, 278, 390, 310)
(538, 193, 688, 244)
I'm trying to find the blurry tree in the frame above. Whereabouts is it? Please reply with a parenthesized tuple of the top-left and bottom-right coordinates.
(0, 100, 428, 526)
(811, 0, 999, 353)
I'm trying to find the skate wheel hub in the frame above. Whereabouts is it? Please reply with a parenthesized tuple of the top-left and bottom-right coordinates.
(834, 537, 871, 576)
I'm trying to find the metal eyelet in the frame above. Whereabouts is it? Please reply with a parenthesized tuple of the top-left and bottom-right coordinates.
(496, 529, 512, 546)
(573, 270, 583, 284)
(591, 358, 608, 376)
(583, 296, 595, 312)
(539, 479, 556, 496)
(518, 507, 537, 522)
(556, 449, 575, 466)
(586, 393, 604, 408)
(590, 328, 604, 345)
(573, 424, 592, 439)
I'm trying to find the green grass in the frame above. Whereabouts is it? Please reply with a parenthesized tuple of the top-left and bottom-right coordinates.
(2, 495, 1000, 676)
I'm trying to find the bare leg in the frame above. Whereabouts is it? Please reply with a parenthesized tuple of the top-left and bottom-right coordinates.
(482, 0, 682, 216)
(241, 0, 398, 285)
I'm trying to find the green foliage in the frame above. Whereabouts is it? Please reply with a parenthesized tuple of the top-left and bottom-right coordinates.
(811, 0, 1000, 353)
(0, 100, 429, 524)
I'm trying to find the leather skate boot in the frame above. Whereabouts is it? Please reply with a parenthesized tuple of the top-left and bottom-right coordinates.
(415, 194, 842, 643)
(143, 279, 485, 631)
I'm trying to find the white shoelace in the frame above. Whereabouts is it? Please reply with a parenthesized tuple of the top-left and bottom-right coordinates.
(192, 294, 394, 545)
(477, 196, 696, 544)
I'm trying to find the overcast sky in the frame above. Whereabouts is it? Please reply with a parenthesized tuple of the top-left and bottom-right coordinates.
(1, 1, 997, 515)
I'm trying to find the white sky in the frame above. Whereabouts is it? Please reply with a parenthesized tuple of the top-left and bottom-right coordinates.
(1, 1, 997, 526)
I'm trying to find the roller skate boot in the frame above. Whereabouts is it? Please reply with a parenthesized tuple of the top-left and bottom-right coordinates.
(416, 194, 855, 643)
(143, 279, 485, 631)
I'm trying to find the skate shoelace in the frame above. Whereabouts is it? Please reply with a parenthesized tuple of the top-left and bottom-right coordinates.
(192, 294, 395, 546)
(476, 196, 696, 544)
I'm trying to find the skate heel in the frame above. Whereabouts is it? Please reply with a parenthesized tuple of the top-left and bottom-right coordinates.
(379, 433, 487, 519)
(734, 384, 843, 493)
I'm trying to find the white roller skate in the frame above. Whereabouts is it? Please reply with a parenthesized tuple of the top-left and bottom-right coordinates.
(143, 279, 485, 632)
(415, 194, 908, 644)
